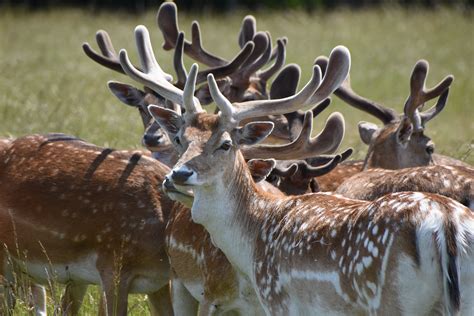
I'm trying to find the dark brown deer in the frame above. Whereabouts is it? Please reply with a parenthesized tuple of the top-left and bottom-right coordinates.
(146, 51, 473, 314)
(268, 147, 353, 195)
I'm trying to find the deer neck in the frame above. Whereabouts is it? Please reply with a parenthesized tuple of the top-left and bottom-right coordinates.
(190, 152, 266, 279)
(151, 144, 179, 168)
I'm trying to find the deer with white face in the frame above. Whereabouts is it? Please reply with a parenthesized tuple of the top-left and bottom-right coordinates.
(0, 134, 178, 316)
(141, 44, 474, 314)
(314, 57, 470, 191)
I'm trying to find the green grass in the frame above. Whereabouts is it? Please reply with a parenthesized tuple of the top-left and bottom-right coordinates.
(0, 5, 472, 314)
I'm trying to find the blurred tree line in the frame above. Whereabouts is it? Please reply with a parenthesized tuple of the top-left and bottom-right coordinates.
(0, 0, 471, 11)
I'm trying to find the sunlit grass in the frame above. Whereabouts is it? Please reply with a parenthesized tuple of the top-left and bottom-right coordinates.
(0, 5, 472, 314)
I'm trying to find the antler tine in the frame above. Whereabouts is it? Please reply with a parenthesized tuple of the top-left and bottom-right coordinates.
(304, 46, 351, 107)
(403, 59, 454, 131)
(157, 2, 227, 67)
(173, 32, 187, 89)
(134, 25, 173, 82)
(258, 38, 286, 83)
(120, 27, 201, 111)
(157, 2, 179, 51)
(298, 154, 342, 178)
(219, 65, 322, 123)
(240, 32, 273, 80)
(96, 30, 116, 58)
(315, 56, 397, 124)
(240, 111, 345, 160)
(270, 37, 287, 61)
(233, 32, 270, 82)
(82, 30, 133, 74)
(195, 41, 255, 84)
(305, 147, 353, 166)
(270, 163, 298, 177)
(238, 15, 256, 48)
(183, 64, 201, 116)
(420, 88, 449, 124)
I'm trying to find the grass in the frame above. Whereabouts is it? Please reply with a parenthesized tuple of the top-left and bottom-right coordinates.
(0, 5, 472, 314)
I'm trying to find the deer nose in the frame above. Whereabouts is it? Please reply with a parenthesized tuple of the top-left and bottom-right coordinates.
(426, 143, 435, 155)
(171, 169, 194, 184)
(143, 134, 162, 147)
(163, 176, 175, 191)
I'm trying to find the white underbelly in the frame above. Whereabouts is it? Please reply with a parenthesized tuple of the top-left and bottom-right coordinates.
(183, 280, 205, 302)
(14, 253, 100, 285)
(12, 254, 167, 294)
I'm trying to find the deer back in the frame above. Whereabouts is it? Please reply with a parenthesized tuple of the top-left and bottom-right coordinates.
(0, 133, 174, 287)
(336, 164, 474, 209)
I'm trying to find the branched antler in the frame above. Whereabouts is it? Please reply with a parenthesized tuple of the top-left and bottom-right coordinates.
(240, 111, 345, 160)
(403, 60, 453, 131)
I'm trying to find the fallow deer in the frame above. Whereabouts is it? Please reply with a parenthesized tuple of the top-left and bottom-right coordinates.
(0, 134, 177, 315)
(142, 48, 473, 314)
(335, 165, 474, 210)
(119, 25, 352, 313)
(314, 56, 470, 191)
(268, 147, 353, 195)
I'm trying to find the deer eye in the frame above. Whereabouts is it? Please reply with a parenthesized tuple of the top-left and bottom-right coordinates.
(174, 136, 181, 145)
(219, 141, 231, 151)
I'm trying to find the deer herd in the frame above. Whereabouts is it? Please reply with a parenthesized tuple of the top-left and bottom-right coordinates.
(0, 2, 472, 316)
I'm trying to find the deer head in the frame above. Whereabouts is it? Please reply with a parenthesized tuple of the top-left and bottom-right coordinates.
(121, 44, 350, 190)
(316, 57, 453, 170)
(268, 148, 353, 195)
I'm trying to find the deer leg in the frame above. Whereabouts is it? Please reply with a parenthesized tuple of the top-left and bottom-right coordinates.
(30, 284, 47, 316)
(170, 273, 198, 316)
(98, 268, 132, 316)
(60, 282, 87, 316)
(147, 284, 174, 316)
(198, 301, 216, 316)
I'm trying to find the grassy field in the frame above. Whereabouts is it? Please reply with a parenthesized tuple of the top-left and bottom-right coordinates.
(0, 5, 473, 314)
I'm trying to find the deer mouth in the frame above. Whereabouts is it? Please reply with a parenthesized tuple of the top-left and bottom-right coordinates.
(163, 177, 194, 207)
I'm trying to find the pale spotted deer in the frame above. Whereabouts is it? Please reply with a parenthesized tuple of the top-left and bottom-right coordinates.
(144, 50, 473, 314)
(314, 57, 471, 191)
(119, 27, 350, 313)
(0, 134, 177, 316)
(336, 165, 474, 210)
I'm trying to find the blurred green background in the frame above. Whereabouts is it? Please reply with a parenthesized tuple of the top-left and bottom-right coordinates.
(0, 4, 472, 163)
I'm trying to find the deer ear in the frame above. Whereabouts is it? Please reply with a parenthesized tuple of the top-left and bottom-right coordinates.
(148, 105, 183, 136)
(234, 122, 274, 146)
(395, 117, 413, 146)
(247, 159, 276, 182)
(108, 81, 147, 107)
(358, 121, 378, 145)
